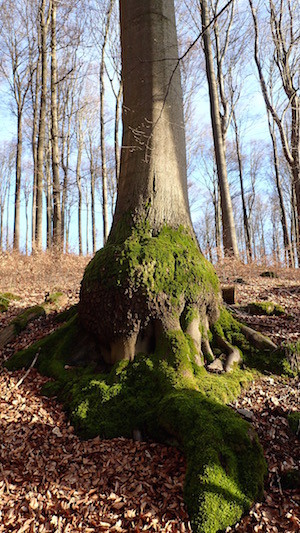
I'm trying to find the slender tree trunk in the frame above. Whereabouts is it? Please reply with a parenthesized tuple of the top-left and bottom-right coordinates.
(88, 137, 96, 254)
(31, 49, 41, 253)
(0, 205, 4, 250)
(6, 179, 10, 251)
(25, 197, 29, 255)
(46, 139, 52, 249)
(51, 0, 61, 250)
(291, 100, 300, 265)
(232, 112, 252, 261)
(114, 81, 122, 184)
(200, 0, 239, 258)
(76, 116, 83, 256)
(100, 2, 114, 245)
(86, 192, 90, 255)
(13, 109, 22, 251)
(36, 0, 49, 251)
(268, 113, 294, 267)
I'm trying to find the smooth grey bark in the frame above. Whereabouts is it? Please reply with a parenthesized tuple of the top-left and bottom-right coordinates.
(30, 53, 40, 253)
(100, 1, 114, 245)
(114, 82, 122, 185)
(110, 0, 192, 238)
(200, 0, 239, 258)
(87, 131, 97, 254)
(76, 114, 83, 256)
(268, 113, 294, 267)
(46, 138, 52, 248)
(36, 0, 50, 251)
(13, 111, 23, 251)
(51, 0, 62, 249)
(232, 111, 252, 261)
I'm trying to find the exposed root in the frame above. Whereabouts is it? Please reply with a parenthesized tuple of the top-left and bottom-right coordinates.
(215, 334, 242, 373)
(239, 323, 277, 351)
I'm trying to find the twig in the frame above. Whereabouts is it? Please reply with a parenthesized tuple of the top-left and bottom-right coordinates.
(14, 351, 40, 389)
(275, 469, 283, 496)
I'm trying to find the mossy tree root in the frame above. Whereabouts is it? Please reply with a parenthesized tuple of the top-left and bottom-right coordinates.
(5, 318, 268, 533)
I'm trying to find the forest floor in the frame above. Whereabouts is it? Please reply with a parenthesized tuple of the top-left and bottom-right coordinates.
(0, 253, 299, 532)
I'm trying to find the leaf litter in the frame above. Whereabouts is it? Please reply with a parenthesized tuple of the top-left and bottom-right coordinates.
(0, 253, 299, 532)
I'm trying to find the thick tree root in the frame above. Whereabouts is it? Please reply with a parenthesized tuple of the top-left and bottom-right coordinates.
(239, 323, 277, 351)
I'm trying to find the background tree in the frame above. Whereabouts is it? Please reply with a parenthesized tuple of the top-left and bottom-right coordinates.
(199, 0, 239, 257)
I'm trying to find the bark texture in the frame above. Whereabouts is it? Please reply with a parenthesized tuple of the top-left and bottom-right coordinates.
(80, 0, 218, 365)
(110, 0, 192, 237)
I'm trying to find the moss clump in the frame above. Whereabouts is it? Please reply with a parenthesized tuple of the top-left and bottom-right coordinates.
(5, 315, 90, 380)
(54, 304, 78, 324)
(0, 292, 21, 312)
(288, 412, 300, 437)
(5, 318, 266, 533)
(247, 301, 285, 316)
(82, 223, 219, 308)
(282, 342, 300, 375)
(12, 305, 46, 335)
(0, 295, 10, 312)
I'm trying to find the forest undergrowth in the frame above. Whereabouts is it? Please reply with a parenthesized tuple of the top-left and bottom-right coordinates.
(0, 252, 299, 532)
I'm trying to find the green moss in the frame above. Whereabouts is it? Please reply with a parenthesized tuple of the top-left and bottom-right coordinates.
(82, 224, 220, 309)
(0, 295, 9, 312)
(12, 305, 46, 335)
(211, 308, 294, 376)
(5, 317, 266, 532)
(0, 292, 21, 312)
(247, 301, 285, 316)
(46, 292, 63, 304)
(288, 412, 300, 436)
(2, 292, 21, 301)
(158, 390, 266, 533)
(282, 342, 300, 375)
(54, 304, 78, 324)
(6, 315, 80, 378)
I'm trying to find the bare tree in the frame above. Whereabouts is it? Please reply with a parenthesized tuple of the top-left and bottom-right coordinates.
(50, 0, 61, 249)
(35, 0, 51, 251)
(0, 0, 33, 251)
(249, 0, 300, 262)
(199, 0, 239, 257)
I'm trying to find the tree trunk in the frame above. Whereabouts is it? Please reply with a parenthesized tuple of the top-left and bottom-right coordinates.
(76, 115, 83, 256)
(100, 2, 114, 245)
(114, 81, 122, 184)
(6, 3, 273, 531)
(80, 0, 223, 371)
(46, 139, 52, 249)
(36, 0, 49, 252)
(232, 112, 252, 261)
(13, 108, 22, 252)
(31, 47, 41, 254)
(268, 113, 294, 268)
(51, 0, 62, 250)
(200, 0, 239, 258)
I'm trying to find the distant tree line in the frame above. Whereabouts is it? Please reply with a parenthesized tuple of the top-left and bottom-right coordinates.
(0, 0, 298, 265)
